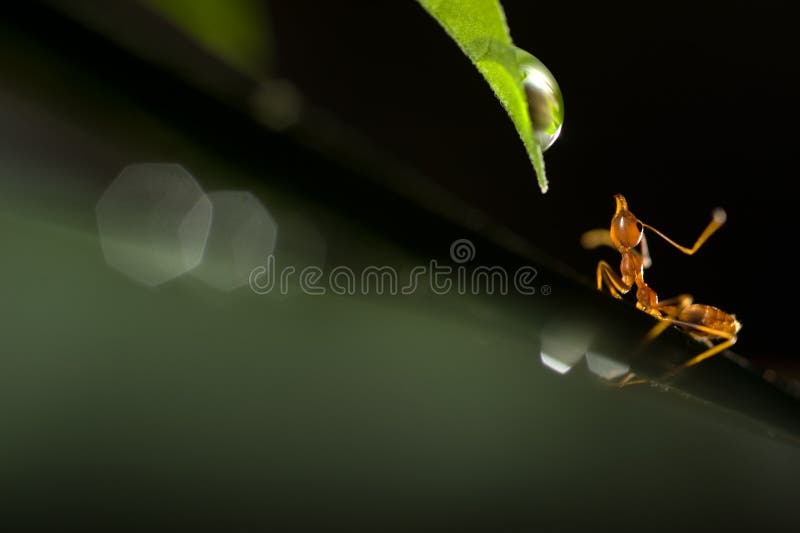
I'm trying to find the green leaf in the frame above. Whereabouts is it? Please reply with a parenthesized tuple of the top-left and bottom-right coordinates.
(417, 0, 550, 193)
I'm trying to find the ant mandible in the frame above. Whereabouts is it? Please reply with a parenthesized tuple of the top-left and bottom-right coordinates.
(582, 194, 741, 378)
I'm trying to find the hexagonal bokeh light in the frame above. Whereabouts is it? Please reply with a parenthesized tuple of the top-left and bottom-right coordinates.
(585, 351, 631, 380)
(190, 190, 278, 291)
(539, 322, 594, 375)
(96, 163, 212, 287)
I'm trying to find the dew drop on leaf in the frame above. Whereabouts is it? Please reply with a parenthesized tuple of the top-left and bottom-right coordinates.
(516, 48, 564, 151)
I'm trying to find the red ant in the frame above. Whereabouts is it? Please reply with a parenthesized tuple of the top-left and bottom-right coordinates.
(582, 194, 741, 381)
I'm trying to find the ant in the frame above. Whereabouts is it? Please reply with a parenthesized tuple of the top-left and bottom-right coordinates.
(582, 194, 741, 381)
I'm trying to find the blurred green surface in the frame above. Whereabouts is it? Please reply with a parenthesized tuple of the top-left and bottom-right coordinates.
(1, 208, 799, 529)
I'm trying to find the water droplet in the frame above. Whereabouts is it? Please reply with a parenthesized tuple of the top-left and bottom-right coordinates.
(516, 48, 564, 151)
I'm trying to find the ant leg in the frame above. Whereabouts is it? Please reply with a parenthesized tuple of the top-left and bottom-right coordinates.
(610, 372, 649, 388)
(657, 320, 737, 380)
(642, 208, 727, 256)
(644, 294, 694, 341)
(614, 331, 735, 387)
(581, 229, 613, 250)
(639, 232, 652, 269)
(596, 261, 631, 298)
(653, 294, 694, 309)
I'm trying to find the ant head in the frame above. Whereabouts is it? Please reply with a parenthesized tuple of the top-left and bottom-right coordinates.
(610, 194, 643, 250)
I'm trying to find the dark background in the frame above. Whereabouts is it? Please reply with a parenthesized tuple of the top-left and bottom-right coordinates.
(270, 0, 797, 364)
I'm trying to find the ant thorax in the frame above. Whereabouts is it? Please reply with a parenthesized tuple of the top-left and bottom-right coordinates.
(619, 250, 644, 288)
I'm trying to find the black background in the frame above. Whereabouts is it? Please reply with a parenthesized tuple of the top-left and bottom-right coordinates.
(270, 0, 798, 365)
